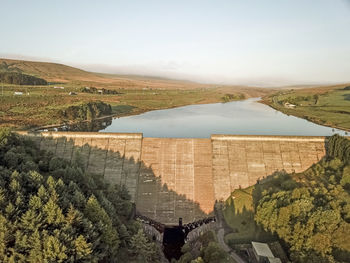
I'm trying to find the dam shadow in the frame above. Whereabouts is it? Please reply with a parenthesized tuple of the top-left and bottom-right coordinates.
(25, 133, 213, 261)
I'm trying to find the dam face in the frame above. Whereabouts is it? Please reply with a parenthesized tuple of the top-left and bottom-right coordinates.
(20, 132, 326, 224)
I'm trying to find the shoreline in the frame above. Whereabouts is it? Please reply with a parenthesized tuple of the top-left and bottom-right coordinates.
(259, 98, 350, 133)
(26, 97, 349, 134)
(30, 98, 243, 132)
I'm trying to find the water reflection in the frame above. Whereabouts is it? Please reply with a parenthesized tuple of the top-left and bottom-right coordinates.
(38, 117, 112, 132)
(100, 98, 348, 138)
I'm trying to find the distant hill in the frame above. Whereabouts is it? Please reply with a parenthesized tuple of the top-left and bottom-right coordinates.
(0, 58, 112, 83)
(0, 58, 277, 97)
(0, 58, 208, 90)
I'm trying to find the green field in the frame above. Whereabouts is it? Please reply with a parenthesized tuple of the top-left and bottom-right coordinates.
(222, 187, 275, 246)
(263, 84, 350, 131)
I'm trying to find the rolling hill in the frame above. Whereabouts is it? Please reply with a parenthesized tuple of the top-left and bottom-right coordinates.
(0, 58, 275, 97)
(0, 58, 207, 90)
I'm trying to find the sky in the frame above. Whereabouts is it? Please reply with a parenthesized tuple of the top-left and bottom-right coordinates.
(1, 0, 350, 86)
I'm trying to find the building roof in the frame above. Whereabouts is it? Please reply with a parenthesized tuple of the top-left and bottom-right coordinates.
(268, 257, 282, 263)
(252, 241, 274, 258)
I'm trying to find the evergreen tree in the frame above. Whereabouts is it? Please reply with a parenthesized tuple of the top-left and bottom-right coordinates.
(42, 233, 67, 263)
(129, 229, 158, 262)
(74, 235, 93, 261)
(43, 196, 65, 226)
(27, 230, 44, 263)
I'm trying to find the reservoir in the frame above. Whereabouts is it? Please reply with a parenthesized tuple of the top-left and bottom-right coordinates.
(99, 98, 347, 138)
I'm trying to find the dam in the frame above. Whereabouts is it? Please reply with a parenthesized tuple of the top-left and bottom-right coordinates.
(19, 131, 326, 224)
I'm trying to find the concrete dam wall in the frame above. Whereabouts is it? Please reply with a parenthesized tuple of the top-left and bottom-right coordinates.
(19, 132, 326, 224)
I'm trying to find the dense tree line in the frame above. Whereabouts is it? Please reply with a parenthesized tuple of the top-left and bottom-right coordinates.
(58, 101, 112, 121)
(80, 87, 120, 95)
(0, 128, 160, 262)
(327, 135, 350, 164)
(221, 93, 245, 103)
(254, 135, 350, 262)
(0, 72, 47, 85)
(278, 95, 316, 106)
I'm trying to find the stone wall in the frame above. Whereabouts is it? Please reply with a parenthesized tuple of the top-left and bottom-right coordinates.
(19, 132, 326, 224)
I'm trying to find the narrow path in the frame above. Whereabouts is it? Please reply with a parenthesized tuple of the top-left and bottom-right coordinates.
(217, 228, 230, 253)
(217, 228, 246, 263)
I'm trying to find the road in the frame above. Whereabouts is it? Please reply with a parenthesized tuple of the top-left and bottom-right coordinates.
(217, 228, 246, 263)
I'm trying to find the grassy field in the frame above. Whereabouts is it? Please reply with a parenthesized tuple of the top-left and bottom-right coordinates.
(262, 83, 350, 131)
(222, 187, 275, 245)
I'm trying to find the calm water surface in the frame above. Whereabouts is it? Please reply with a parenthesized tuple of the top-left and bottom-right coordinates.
(100, 98, 347, 138)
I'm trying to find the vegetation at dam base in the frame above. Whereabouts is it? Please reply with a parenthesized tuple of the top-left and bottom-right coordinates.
(223, 135, 350, 263)
(0, 128, 160, 263)
(262, 84, 350, 131)
(175, 231, 234, 263)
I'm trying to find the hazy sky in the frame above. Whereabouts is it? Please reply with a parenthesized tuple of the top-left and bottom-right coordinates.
(1, 0, 350, 86)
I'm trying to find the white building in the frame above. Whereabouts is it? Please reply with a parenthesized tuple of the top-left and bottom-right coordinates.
(284, 102, 296, 109)
(252, 242, 282, 263)
(14, 92, 23, 95)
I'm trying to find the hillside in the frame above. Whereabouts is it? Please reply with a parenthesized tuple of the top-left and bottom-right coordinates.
(0, 58, 206, 90)
(0, 58, 103, 83)
(0, 58, 277, 95)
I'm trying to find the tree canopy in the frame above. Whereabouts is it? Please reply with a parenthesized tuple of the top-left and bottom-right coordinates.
(0, 72, 47, 85)
(255, 135, 350, 262)
(58, 101, 112, 121)
(0, 128, 159, 262)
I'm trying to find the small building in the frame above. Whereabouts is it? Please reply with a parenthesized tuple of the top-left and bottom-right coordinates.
(14, 91, 23, 95)
(97, 89, 103, 94)
(252, 242, 282, 263)
(53, 86, 65, 89)
(69, 92, 77, 96)
(284, 102, 296, 109)
(267, 258, 282, 263)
